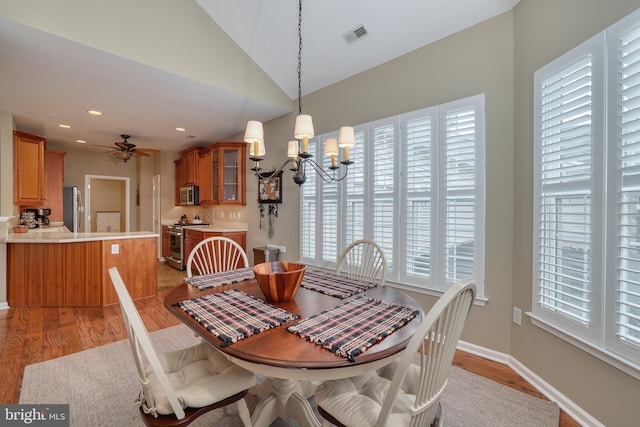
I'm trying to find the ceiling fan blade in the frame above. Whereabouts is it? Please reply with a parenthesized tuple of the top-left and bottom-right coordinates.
(134, 147, 160, 153)
(132, 150, 151, 157)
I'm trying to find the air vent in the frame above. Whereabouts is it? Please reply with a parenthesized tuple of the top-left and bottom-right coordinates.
(343, 25, 369, 45)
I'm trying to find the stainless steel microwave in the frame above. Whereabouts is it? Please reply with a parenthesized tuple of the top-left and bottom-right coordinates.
(179, 185, 199, 206)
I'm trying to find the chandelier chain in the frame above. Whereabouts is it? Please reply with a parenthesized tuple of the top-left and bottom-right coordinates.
(297, 0, 303, 116)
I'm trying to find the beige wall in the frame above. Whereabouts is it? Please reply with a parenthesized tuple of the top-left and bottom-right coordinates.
(246, 11, 516, 351)
(243, 2, 640, 424)
(512, 1, 640, 425)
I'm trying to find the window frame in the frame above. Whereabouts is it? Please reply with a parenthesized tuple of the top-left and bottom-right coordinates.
(299, 94, 485, 298)
(531, 8, 640, 377)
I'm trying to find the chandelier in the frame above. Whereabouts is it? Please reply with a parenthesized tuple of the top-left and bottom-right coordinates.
(243, 0, 355, 186)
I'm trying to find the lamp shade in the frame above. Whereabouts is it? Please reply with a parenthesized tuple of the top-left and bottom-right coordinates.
(324, 138, 338, 156)
(250, 140, 266, 157)
(288, 141, 299, 157)
(338, 126, 356, 148)
(294, 115, 314, 139)
(244, 120, 264, 144)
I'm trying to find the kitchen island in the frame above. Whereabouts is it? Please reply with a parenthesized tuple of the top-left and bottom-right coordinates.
(6, 228, 159, 307)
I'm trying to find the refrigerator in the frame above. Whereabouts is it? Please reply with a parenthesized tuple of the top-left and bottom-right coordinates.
(63, 186, 83, 232)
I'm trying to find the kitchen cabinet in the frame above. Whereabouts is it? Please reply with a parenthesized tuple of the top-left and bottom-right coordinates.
(183, 229, 247, 266)
(43, 150, 66, 222)
(174, 146, 201, 206)
(199, 142, 246, 206)
(14, 131, 46, 206)
(7, 236, 157, 306)
(180, 146, 200, 186)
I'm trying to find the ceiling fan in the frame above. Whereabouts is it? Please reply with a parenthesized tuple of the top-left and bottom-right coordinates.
(101, 134, 159, 162)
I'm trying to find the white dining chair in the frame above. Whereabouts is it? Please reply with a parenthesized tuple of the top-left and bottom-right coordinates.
(315, 280, 476, 427)
(108, 267, 255, 427)
(186, 236, 248, 278)
(336, 239, 388, 285)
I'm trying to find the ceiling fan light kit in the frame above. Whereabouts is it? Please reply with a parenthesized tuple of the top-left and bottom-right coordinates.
(96, 134, 158, 162)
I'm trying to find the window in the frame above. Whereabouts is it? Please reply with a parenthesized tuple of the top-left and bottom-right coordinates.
(300, 94, 485, 296)
(532, 9, 640, 373)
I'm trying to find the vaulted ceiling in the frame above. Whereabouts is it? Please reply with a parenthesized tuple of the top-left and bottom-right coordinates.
(0, 0, 519, 153)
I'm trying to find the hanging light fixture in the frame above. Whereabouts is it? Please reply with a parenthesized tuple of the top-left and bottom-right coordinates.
(244, 0, 355, 186)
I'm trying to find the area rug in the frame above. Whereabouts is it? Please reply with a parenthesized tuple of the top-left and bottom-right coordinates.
(20, 325, 559, 427)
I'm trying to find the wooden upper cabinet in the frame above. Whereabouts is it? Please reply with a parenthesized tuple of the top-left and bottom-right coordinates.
(180, 146, 200, 186)
(174, 157, 184, 206)
(198, 147, 214, 204)
(208, 142, 246, 206)
(14, 131, 46, 206)
(43, 150, 66, 221)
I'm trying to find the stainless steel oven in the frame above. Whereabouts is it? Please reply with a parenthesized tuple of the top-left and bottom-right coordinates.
(166, 223, 209, 270)
(167, 226, 184, 270)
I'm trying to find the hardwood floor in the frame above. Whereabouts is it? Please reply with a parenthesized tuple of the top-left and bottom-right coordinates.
(0, 262, 580, 426)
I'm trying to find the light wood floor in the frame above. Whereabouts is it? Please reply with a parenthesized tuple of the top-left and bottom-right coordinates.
(0, 262, 580, 426)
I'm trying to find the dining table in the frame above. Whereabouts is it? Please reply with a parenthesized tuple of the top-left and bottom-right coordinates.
(164, 268, 424, 427)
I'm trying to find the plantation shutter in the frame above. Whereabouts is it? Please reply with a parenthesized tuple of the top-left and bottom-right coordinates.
(344, 128, 366, 245)
(533, 43, 597, 334)
(609, 17, 640, 359)
(372, 120, 397, 267)
(443, 105, 477, 283)
(321, 136, 339, 262)
(404, 113, 433, 278)
(300, 139, 317, 260)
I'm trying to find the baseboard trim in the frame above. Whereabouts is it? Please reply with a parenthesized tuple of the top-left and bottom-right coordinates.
(0, 302, 9, 311)
(457, 339, 603, 427)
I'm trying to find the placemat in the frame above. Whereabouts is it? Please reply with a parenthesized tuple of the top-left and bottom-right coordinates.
(287, 296, 419, 361)
(177, 289, 299, 346)
(300, 270, 378, 298)
(185, 267, 255, 290)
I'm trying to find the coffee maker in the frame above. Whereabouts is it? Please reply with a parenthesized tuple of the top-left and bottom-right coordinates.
(23, 208, 51, 227)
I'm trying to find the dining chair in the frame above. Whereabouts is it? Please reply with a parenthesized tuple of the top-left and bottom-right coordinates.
(315, 280, 476, 427)
(336, 239, 388, 285)
(186, 236, 249, 278)
(108, 267, 255, 427)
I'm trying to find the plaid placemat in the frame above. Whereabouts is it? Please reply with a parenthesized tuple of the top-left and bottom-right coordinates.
(185, 267, 255, 290)
(300, 270, 378, 298)
(177, 289, 299, 346)
(287, 296, 419, 361)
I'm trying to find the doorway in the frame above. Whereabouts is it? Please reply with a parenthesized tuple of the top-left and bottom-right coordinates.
(84, 175, 130, 232)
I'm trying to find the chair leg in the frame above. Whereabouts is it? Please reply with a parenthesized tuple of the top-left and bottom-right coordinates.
(237, 398, 252, 427)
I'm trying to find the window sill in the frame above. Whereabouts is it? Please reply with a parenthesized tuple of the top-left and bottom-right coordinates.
(528, 312, 640, 381)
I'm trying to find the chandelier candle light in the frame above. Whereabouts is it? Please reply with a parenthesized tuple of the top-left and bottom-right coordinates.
(244, 0, 355, 186)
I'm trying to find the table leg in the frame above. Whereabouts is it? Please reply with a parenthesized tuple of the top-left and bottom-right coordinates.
(250, 378, 321, 427)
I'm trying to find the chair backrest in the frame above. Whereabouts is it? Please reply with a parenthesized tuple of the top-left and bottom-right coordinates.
(336, 239, 387, 285)
(108, 267, 187, 420)
(375, 280, 476, 427)
(186, 236, 248, 278)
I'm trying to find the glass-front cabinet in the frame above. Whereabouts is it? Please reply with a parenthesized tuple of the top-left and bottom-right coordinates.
(199, 142, 246, 205)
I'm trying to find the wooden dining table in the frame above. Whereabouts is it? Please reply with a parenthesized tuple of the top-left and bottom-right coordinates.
(164, 270, 424, 427)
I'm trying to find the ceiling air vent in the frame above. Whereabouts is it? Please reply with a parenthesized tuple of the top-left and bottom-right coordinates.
(343, 25, 369, 45)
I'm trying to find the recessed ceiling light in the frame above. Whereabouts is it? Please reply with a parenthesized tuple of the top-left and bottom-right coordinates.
(175, 127, 186, 132)
(57, 124, 71, 129)
(87, 110, 102, 116)
(76, 139, 86, 144)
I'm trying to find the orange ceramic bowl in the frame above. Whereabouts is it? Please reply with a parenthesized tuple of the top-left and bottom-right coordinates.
(253, 261, 307, 302)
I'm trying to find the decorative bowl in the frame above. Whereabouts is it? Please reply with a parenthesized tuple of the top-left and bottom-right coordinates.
(253, 261, 307, 302)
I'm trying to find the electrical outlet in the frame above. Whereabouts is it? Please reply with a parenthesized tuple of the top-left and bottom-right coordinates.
(111, 244, 119, 255)
(513, 306, 522, 326)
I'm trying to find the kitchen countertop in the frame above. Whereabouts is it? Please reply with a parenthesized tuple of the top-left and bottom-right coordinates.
(5, 228, 159, 243)
(161, 221, 248, 232)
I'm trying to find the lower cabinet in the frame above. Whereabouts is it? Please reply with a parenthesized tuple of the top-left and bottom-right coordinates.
(183, 229, 247, 266)
(161, 226, 170, 259)
(7, 237, 157, 306)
